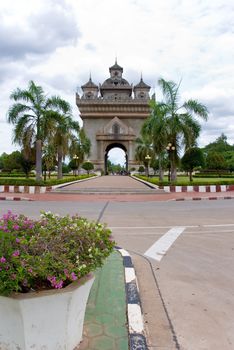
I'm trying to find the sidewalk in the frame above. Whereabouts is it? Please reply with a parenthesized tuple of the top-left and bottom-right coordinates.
(1, 191, 234, 202)
(79, 251, 129, 350)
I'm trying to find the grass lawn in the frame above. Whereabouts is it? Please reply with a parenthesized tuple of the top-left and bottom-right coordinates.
(136, 175, 234, 186)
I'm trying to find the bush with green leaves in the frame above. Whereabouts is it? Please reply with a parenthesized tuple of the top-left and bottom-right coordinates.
(0, 211, 114, 296)
(138, 165, 145, 174)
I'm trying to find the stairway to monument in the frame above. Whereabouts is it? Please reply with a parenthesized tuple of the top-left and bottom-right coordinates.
(52, 175, 165, 195)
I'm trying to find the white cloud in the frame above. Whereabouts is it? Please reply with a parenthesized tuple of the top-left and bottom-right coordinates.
(0, 0, 234, 157)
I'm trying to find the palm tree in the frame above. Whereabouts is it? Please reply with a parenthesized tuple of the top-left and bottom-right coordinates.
(49, 111, 80, 179)
(157, 78, 209, 181)
(42, 144, 56, 180)
(142, 100, 168, 181)
(69, 128, 91, 174)
(7, 81, 72, 181)
(135, 131, 154, 176)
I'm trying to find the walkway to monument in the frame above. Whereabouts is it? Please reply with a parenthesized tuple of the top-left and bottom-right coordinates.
(53, 175, 165, 194)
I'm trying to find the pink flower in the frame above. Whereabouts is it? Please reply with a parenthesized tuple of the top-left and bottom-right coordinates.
(16, 238, 20, 243)
(71, 272, 77, 281)
(55, 280, 63, 289)
(22, 279, 28, 287)
(0, 256, 6, 263)
(47, 276, 63, 289)
(12, 250, 20, 257)
(13, 225, 20, 230)
(64, 269, 70, 278)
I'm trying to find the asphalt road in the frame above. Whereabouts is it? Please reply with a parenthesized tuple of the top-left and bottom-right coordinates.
(1, 200, 234, 350)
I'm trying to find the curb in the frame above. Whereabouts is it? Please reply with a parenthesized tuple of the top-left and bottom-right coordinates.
(0, 196, 33, 201)
(159, 184, 234, 193)
(174, 196, 234, 201)
(131, 175, 159, 190)
(116, 246, 148, 350)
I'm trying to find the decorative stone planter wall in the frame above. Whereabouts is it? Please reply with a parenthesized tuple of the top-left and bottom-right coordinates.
(0, 274, 94, 350)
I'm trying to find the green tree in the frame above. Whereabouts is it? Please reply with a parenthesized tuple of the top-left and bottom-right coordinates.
(181, 147, 205, 181)
(225, 151, 234, 172)
(7, 81, 71, 181)
(138, 165, 145, 174)
(204, 133, 234, 154)
(0, 153, 6, 170)
(82, 161, 94, 175)
(157, 78, 209, 181)
(206, 151, 227, 174)
(1, 151, 22, 173)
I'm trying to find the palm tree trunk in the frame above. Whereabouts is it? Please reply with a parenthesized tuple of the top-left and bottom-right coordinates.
(158, 156, 164, 182)
(57, 146, 63, 179)
(36, 140, 42, 181)
(171, 163, 177, 182)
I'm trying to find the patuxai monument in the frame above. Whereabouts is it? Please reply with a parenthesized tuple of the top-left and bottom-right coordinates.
(76, 60, 152, 174)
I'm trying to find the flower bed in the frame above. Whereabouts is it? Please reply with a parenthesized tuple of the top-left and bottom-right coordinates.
(0, 210, 114, 296)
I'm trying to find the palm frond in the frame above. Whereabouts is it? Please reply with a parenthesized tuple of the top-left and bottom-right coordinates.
(7, 104, 33, 123)
(158, 78, 180, 108)
(183, 99, 209, 120)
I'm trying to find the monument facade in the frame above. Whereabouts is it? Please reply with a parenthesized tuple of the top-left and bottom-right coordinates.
(76, 60, 151, 173)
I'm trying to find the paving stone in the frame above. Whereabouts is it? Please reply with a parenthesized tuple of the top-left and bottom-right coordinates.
(91, 335, 115, 350)
(86, 323, 103, 337)
(81, 251, 128, 349)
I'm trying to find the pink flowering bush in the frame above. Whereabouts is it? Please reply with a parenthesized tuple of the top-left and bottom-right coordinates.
(0, 210, 114, 296)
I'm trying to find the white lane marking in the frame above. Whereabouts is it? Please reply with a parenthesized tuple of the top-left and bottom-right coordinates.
(144, 227, 186, 261)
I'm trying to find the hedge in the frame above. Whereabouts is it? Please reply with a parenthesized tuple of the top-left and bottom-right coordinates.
(0, 174, 95, 186)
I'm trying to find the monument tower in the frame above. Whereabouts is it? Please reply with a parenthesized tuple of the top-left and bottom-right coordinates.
(76, 60, 151, 173)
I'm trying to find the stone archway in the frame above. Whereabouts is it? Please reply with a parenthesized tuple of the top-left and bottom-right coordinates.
(76, 61, 151, 172)
(104, 142, 128, 175)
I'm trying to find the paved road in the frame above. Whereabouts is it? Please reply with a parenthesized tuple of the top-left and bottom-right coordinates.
(1, 176, 234, 350)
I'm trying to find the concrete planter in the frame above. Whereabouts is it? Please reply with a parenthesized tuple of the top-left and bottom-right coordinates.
(0, 274, 94, 350)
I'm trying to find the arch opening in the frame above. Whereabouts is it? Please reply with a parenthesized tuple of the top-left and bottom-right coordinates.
(104, 143, 128, 175)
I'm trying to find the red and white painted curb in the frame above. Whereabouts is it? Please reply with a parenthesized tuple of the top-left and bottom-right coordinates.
(0, 185, 51, 194)
(159, 184, 234, 193)
(0, 196, 33, 201)
(116, 247, 148, 350)
(174, 196, 234, 201)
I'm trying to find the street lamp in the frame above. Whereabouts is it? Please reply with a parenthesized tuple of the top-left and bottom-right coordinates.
(73, 155, 79, 176)
(166, 143, 175, 182)
(145, 154, 151, 177)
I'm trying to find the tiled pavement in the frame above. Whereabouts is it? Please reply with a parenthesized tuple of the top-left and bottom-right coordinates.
(79, 251, 129, 350)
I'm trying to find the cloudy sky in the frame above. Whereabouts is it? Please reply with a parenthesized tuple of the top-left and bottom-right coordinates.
(0, 0, 233, 164)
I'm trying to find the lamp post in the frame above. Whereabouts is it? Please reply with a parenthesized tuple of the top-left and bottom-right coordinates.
(145, 154, 151, 177)
(166, 143, 175, 182)
(73, 155, 79, 176)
